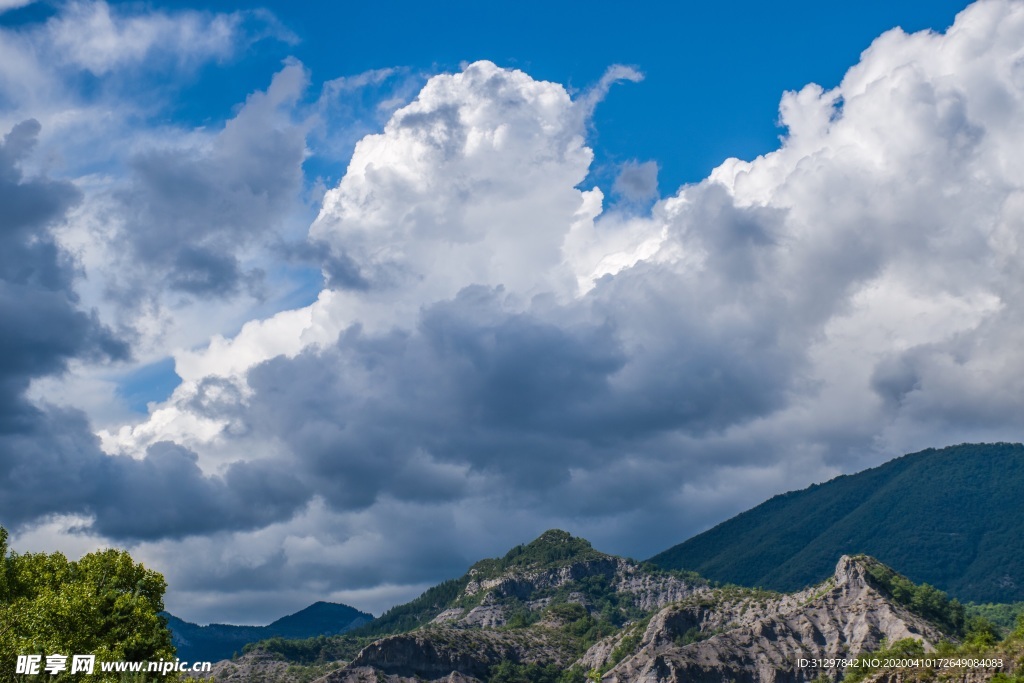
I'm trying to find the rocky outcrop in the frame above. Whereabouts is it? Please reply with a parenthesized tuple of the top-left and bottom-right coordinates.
(317, 547, 958, 683)
(603, 556, 948, 683)
(431, 557, 703, 629)
(347, 627, 569, 679)
(319, 626, 576, 683)
(200, 650, 343, 683)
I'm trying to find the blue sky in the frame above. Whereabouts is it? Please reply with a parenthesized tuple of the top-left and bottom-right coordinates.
(3, 0, 1022, 625)
(1, 0, 969, 191)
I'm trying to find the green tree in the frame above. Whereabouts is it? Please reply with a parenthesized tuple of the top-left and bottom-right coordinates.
(0, 526, 176, 682)
(961, 616, 1000, 651)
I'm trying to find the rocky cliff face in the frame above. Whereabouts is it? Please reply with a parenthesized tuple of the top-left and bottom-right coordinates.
(598, 556, 947, 683)
(320, 531, 705, 683)
(430, 555, 702, 629)
(318, 553, 956, 683)
(348, 628, 568, 679)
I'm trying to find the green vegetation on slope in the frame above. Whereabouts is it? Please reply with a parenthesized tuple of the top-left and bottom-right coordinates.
(967, 603, 1024, 635)
(0, 526, 176, 683)
(243, 633, 375, 664)
(845, 615, 1024, 683)
(347, 576, 471, 638)
(856, 555, 966, 635)
(247, 530, 660, 668)
(487, 661, 586, 683)
(165, 601, 372, 662)
(649, 443, 1024, 602)
(469, 530, 606, 579)
(348, 529, 622, 639)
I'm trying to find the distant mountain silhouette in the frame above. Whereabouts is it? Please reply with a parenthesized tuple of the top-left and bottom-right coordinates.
(164, 601, 373, 662)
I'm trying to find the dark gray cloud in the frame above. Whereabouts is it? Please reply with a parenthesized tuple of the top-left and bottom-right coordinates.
(0, 120, 127, 427)
(0, 120, 310, 540)
(203, 274, 804, 530)
(90, 442, 309, 540)
(278, 238, 369, 291)
(0, 408, 311, 540)
(109, 62, 309, 303)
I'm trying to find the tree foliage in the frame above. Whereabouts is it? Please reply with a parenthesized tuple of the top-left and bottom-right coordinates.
(0, 526, 176, 682)
(965, 602, 1024, 635)
(243, 634, 375, 664)
(859, 556, 966, 635)
(347, 576, 470, 638)
(487, 661, 585, 683)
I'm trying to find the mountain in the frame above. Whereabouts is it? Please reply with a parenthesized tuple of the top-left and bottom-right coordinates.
(347, 529, 702, 638)
(164, 601, 373, 662)
(229, 529, 991, 683)
(318, 529, 707, 683)
(584, 555, 959, 683)
(648, 442, 1024, 603)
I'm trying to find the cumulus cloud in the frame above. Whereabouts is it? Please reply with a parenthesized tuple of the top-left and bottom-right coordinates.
(11, 0, 1024, 626)
(310, 60, 594, 307)
(0, 1, 310, 370)
(0, 119, 310, 542)
(0, 119, 126, 423)
(112, 59, 310, 301)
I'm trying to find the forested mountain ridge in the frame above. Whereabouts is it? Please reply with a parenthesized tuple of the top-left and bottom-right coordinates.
(223, 530, 706, 682)
(219, 530, 996, 683)
(648, 442, 1024, 603)
(345, 529, 706, 639)
(165, 601, 372, 662)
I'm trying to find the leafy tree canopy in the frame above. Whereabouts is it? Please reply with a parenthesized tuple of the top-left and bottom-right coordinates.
(0, 526, 176, 682)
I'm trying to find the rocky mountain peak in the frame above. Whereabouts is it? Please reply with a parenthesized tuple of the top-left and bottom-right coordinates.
(315, 539, 963, 683)
(592, 555, 952, 683)
(467, 530, 604, 578)
(833, 554, 869, 586)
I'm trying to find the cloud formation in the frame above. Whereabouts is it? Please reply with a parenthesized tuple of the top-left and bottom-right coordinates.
(0, 117, 314, 545)
(7, 0, 1024, 625)
(0, 119, 125, 424)
(114, 60, 309, 300)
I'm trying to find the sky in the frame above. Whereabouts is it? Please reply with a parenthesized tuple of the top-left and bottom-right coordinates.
(1, 0, 1021, 625)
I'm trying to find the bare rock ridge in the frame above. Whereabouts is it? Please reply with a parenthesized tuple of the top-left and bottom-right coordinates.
(596, 555, 946, 683)
(430, 554, 697, 629)
(315, 532, 959, 683)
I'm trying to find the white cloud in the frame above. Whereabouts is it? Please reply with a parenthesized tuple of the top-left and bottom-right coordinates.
(311, 60, 595, 310)
(0, 0, 33, 13)
(46, 1, 239, 75)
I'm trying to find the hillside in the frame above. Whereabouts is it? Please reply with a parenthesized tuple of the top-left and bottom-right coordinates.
(648, 442, 1024, 602)
(341, 530, 704, 639)
(284, 531, 975, 683)
(228, 530, 705, 681)
(165, 601, 372, 662)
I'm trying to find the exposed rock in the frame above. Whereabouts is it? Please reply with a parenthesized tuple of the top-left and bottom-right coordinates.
(431, 556, 702, 629)
(603, 556, 948, 683)
(323, 627, 566, 683)
(198, 650, 344, 683)
(314, 540, 960, 683)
